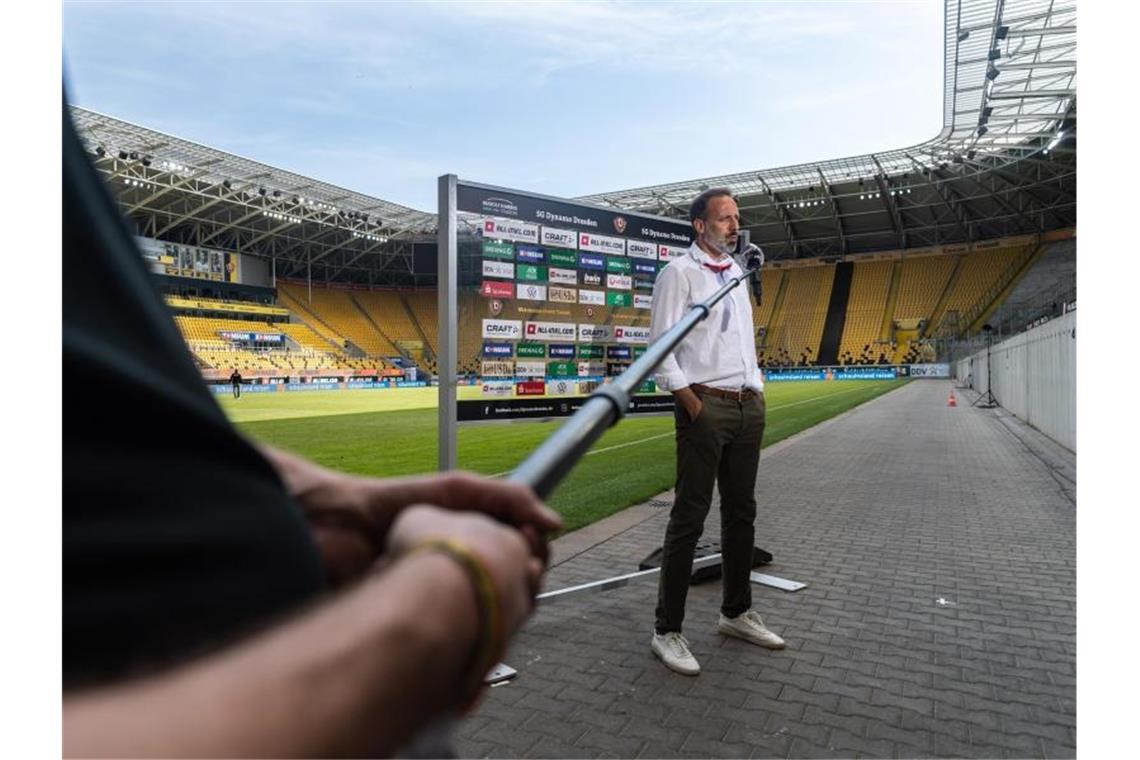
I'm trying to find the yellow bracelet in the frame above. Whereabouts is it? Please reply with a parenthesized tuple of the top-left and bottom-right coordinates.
(400, 537, 502, 704)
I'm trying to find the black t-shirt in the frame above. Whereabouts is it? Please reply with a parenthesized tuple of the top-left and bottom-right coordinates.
(63, 105, 325, 688)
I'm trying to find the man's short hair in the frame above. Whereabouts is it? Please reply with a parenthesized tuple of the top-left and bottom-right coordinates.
(689, 187, 735, 224)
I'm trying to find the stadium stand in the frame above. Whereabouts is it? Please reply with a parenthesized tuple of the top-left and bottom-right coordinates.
(759, 264, 836, 366)
(276, 284, 358, 349)
(278, 283, 398, 357)
(173, 315, 284, 345)
(401, 291, 440, 361)
(166, 239, 1050, 379)
(344, 290, 424, 366)
(891, 254, 957, 328)
(838, 260, 894, 365)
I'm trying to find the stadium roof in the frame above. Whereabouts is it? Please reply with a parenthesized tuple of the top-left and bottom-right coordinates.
(577, 0, 1076, 259)
(71, 0, 1075, 282)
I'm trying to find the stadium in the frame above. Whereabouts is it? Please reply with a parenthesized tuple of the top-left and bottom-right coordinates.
(63, 0, 1077, 757)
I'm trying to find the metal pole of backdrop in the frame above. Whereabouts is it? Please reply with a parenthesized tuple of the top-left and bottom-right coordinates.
(437, 174, 458, 472)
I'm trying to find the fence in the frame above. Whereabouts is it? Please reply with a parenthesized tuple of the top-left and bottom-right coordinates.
(953, 310, 1075, 451)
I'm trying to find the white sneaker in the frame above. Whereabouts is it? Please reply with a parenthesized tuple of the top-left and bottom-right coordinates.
(651, 631, 701, 675)
(718, 610, 786, 649)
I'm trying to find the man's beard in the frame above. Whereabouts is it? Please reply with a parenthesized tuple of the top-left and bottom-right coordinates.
(703, 231, 736, 256)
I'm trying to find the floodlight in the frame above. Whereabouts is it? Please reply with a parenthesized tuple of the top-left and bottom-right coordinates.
(118, 150, 128, 160)
(94, 146, 106, 158)
(977, 125, 988, 137)
(987, 48, 1001, 61)
(258, 187, 267, 196)
(986, 65, 1000, 81)
(995, 25, 1009, 40)
(223, 179, 232, 189)
(273, 190, 281, 198)
(957, 29, 970, 42)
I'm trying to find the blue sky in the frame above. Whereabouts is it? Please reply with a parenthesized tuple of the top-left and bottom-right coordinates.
(62, 1, 943, 210)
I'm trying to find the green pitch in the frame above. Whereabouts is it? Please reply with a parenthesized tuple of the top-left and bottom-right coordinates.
(220, 380, 907, 534)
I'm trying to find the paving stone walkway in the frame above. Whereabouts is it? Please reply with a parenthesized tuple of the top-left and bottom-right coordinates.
(456, 380, 1076, 758)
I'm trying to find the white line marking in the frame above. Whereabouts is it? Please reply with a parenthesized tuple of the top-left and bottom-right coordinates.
(583, 431, 673, 456)
(488, 382, 891, 477)
(766, 383, 876, 411)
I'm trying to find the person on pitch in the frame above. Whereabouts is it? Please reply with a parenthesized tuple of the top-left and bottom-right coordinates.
(230, 368, 243, 398)
(647, 187, 785, 676)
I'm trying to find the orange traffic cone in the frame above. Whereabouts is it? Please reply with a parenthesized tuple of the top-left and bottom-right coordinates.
(947, 391, 957, 407)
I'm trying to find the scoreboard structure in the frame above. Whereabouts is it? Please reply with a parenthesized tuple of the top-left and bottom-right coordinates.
(437, 175, 693, 470)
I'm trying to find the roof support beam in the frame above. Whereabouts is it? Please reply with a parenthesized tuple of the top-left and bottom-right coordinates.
(198, 206, 270, 247)
(815, 167, 847, 254)
(969, 158, 1070, 206)
(284, 233, 378, 276)
(125, 160, 224, 214)
(153, 182, 252, 237)
(870, 156, 906, 249)
(244, 221, 300, 250)
(906, 155, 970, 240)
(155, 196, 226, 238)
(756, 176, 798, 257)
(966, 171, 1042, 233)
(1003, 25, 1074, 37)
(275, 226, 347, 259)
(986, 90, 1074, 100)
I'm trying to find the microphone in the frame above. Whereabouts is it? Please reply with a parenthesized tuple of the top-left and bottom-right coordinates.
(734, 233, 764, 303)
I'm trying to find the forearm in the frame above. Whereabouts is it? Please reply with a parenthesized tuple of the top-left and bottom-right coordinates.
(258, 444, 348, 499)
(64, 552, 479, 758)
(258, 445, 442, 527)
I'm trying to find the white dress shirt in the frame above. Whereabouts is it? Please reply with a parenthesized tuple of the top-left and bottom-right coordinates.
(649, 243, 763, 393)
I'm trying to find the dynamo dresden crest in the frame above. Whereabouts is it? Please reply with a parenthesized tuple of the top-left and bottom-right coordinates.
(613, 215, 628, 234)
(489, 299, 503, 316)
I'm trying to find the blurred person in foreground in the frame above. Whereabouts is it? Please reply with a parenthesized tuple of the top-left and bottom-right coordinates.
(61, 98, 560, 757)
(647, 188, 785, 676)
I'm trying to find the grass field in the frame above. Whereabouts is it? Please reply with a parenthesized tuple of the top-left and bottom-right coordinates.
(221, 380, 906, 533)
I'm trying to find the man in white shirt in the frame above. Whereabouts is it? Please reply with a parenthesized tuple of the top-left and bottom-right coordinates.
(648, 188, 785, 676)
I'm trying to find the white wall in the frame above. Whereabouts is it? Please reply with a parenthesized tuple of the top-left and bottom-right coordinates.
(954, 310, 1075, 451)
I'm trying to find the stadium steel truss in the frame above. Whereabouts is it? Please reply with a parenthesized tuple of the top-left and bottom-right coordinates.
(72, 0, 1074, 281)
